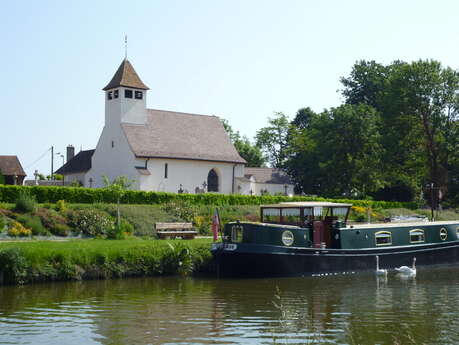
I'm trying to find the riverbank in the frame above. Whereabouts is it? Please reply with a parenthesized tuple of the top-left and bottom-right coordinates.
(0, 238, 214, 285)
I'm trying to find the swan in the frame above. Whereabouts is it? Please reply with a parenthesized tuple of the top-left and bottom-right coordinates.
(375, 255, 388, 276)
(395, 257, 416, 276)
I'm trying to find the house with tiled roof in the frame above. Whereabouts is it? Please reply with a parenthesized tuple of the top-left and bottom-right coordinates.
(57, 58, 294, 195)
(0, 156, 26, 185)
(236, 168, 294, 196)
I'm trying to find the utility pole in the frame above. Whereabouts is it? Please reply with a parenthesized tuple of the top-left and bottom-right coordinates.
(51, 146, 54, 181)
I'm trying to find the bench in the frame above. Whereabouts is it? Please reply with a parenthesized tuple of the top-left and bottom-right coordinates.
(155, 222, 198, 239)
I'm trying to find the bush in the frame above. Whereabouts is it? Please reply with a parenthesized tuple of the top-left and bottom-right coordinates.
(67, 209, 114, 237)
(0, 185, 417, 209)
(7, 221, 32, 237)
(107, 220, 134, 239)
(51, 223, 70, 236)
(35, 208, 70, 236)
(161, 200, 196, 222)
(0, 248, 28, 284)
(0, 216, 5, 232)
(55, 200, 67, 213)
(16, 214, 48, 236)
(14, 190, 36, 213)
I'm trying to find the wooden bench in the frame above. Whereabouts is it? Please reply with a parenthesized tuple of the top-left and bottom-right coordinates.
(155, 222, 198, 239)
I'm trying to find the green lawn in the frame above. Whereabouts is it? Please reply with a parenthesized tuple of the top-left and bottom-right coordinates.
(0, 238, 214, 285)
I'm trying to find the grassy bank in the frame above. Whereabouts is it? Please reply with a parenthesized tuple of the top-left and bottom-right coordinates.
(0, 238, 214, 285)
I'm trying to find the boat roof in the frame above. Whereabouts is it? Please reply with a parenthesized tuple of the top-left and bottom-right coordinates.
(347, 220, 459, 229)
(261, 201, 352, 208)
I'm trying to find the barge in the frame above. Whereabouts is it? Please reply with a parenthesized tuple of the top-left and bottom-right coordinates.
(211, 202, 459, 277)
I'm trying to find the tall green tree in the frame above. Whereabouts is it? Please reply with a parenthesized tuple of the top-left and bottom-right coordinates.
(341, 59, 459, 203)
(286, 104, 384, 197)
(221, 118, 266, 167)
(255, 112, 290, 168)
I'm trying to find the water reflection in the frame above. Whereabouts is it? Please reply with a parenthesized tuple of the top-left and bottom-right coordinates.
(1, 267, 459, 344)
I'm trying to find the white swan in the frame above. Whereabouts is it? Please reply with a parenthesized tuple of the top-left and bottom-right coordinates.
(375, 255, 388, 276)
(395, 257, 416, 276)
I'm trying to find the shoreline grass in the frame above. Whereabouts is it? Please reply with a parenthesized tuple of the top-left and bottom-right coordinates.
(0, 238, 214, 285)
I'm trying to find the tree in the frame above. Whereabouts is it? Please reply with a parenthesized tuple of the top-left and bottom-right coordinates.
(255, 112, 290, 168)
(286, 104, 384, 197)
(342, 59, 459, 203)
(102, 176, 133, 230)
(221, 118, 266, 167)
(0, 170, 4, 185)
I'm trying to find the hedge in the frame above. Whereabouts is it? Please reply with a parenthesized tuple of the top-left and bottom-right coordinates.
(0, 185, 416, 209)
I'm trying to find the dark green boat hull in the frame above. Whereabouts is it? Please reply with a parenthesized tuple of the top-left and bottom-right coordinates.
(212, 241, 459, 277)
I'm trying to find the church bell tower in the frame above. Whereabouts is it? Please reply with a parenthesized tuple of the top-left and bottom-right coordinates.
(102, 59, 149, 125)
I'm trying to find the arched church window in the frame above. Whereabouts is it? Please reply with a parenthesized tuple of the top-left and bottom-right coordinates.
(207, 169, 219, 192)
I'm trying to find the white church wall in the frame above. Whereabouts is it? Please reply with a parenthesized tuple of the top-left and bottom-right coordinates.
(139, 159, 245, 194)
(88, 122, 140, 189)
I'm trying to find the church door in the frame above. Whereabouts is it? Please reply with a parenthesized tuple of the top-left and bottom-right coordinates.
(207, 169, 219, 192)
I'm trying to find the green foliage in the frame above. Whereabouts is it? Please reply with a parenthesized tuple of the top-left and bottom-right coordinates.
(0, 185, 416, 209)
(0, 171, 5, 185)
(0, 239, 213, 285)
(255, 112, 290, 167)
(35, 208, 70, 236)
(221, 118, 266, 167)
(286, 104, 384, 198)
(16, 214, 48, 236)
(46, 174, 63, 181)
(160, 200, 196, 222)
(7, 221, 32, 237)
(0, 248, 28, 284)
(14, 190, 37, 213)
(107, 220, 134, 239)
(0, 216, 5, 232)
(55, 200, 67, 213)
(66, 209, 114, 237)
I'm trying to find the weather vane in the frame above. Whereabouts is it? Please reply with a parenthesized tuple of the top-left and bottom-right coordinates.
(124, 35, 128, 59)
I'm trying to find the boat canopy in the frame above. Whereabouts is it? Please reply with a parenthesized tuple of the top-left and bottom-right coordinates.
(260, 201, 352, 226)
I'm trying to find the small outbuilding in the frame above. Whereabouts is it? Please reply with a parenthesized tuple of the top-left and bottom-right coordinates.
(0, 156, 26, 185)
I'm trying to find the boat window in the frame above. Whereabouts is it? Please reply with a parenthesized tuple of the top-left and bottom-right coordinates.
(282, 208, 301, 225)
(332, 207, 349, 220)
(410, 229, 425, 243)
(457, 226, 459, 239)
(263, 208, 281, 224)
(231, 225, 243, 243)
(314, 207, 323, 217)
(375, 231, 392, 246)
(440, 228, 448, 241)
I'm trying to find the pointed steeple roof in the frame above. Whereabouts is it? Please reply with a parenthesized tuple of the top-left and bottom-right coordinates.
(103, 59, 149, 91)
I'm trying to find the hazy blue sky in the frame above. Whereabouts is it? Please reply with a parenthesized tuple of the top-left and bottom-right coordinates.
(2, 0, 459, 178)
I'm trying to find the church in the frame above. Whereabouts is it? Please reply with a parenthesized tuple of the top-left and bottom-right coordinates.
(56, 58, 294, 195)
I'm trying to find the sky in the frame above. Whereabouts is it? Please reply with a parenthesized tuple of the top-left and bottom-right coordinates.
(2, 0, 459, 179)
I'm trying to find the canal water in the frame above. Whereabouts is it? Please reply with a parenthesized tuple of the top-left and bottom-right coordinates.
(1, 266, 459, 345)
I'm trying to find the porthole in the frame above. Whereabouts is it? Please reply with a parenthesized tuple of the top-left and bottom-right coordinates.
(440, 228, 448, 241)
(282, 231, 294, 246)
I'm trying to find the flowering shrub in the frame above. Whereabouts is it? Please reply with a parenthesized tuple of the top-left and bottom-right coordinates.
(8, 221, 32, 237)
(67, 209, 114, 237)
(35, 208, 70, 236)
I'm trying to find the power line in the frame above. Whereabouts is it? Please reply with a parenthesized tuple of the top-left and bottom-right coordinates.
(24, 147, 51, 170)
